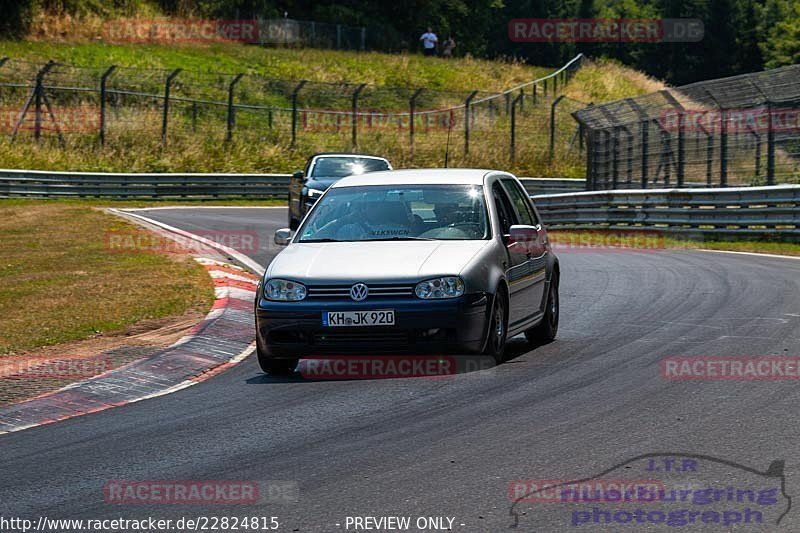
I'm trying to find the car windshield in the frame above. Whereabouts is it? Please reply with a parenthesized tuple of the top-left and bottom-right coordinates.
(309, 157, 390, 178)
(297, 184, 489, 242)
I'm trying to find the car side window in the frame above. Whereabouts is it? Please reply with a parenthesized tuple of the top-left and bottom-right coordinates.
(491, 181, 519, 235)
(501, 178, 539, 226)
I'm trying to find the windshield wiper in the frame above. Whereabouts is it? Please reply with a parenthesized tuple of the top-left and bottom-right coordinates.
(299, 238, 343, 243)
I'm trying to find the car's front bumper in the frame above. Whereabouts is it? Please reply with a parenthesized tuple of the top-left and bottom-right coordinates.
(255, 293, 489, 358)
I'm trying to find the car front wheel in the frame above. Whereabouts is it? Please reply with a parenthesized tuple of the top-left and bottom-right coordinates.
(256, 337, 298, 375)
(483, 290, 508, 364)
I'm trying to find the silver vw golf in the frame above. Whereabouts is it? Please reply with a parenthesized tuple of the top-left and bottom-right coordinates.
(255, 169, 559, 374)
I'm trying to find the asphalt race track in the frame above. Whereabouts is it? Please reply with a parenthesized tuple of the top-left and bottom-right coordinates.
(3, 207, 800, 532)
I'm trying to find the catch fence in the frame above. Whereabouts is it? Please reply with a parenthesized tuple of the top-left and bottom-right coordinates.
(573, 65, 800, 190)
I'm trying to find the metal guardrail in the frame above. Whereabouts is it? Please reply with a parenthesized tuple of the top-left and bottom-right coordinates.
(0, 169, 585, 199)
(520, 177, 585, 195)
(4, 170, 796, 241)
(532, 185, 800, 240)
(0, 169, 292, 199)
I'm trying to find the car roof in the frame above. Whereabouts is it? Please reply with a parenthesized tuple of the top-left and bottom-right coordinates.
(309, 153, 389, 161)
(330, 168, 507, 188)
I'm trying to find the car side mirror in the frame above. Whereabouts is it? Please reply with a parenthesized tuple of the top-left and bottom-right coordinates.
(274, 228, 295, 246)
(508, 224, 542, 252)
(292, 170, 304, 180)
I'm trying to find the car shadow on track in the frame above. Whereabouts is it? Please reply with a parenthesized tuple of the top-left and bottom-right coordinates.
(244, 337, 547, 383)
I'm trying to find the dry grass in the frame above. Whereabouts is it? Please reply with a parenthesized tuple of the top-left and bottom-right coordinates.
(0, 201, 215, 355)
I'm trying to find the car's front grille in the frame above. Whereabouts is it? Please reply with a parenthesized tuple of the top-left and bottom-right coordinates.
(307, 284, 414, 299)
(313, 330, 409, 346)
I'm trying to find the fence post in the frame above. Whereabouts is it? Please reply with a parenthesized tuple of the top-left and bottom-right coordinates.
(543, 78, 548, 97)
(360, 27, 366, 51)
(99, 65, 116, 146)
(519, 88, 524, 112)
(585, 129, 596, 190)
(290, 80, 307, 147)
(532, 83, 537, 105)
(625, 98, 649, 188)
(409, 88, 423, 154)
(549, 95, 566, 163)
(659, 90, 686, 187)
(464, 90, 478, 155)
(226, 73, 244, 142)
(12, 61, 57, 142)
(336, 24, 342, 49)
(553, 74, 558, 94)
(161, 68, 181, 144)
(351, 83, 366, 148)
(766, 102, 775, 185)
(510, 92, 524, 163)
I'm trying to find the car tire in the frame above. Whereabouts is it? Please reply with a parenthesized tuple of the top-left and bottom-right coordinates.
(256, 337, 298, 375)
(483, 289, 508, 364)
(525, 273, 559, 345)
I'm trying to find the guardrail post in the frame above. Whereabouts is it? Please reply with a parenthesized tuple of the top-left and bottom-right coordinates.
(351, 83, 366, 148)
(161, 68, 181, 145)
(226, 73, 244, 142)
(510, 92, 523, 163)
(99, 65, 116, 146)
(409, 88, 423, 154)
(290, 80, 307, 147)
(464, 90, 478, 155)
(549, 95, 565, 163)
(676, 110, 685, 187)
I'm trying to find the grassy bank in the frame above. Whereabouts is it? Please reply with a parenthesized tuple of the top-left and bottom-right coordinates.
(0, 42, 661, 176)
(0, 200, 215, 355)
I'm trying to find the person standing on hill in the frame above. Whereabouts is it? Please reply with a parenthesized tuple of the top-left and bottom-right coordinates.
(442, 35, 456, 57)
(420, 27, 438, 56)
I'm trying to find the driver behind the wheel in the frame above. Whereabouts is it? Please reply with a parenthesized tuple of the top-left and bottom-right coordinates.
(434, 202, 460, 227)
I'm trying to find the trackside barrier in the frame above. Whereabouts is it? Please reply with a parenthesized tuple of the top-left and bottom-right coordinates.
(532, 185, 800, 240)
(0, 170, 582, 199)
(0, 169, 291, 199)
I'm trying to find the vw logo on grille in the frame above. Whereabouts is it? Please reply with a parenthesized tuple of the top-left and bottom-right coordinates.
(349, 283, 369, 301)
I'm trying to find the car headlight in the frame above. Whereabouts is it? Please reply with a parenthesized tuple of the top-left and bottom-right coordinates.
(264, 279, 307, 301)
(415, 277, 465, 299)
(306, 188, 325, 199)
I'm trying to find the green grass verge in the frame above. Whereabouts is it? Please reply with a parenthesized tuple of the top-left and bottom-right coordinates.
(0, 201, 215, 355)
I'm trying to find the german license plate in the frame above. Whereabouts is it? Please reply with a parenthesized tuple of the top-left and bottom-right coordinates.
(322, 309, 395, 327)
